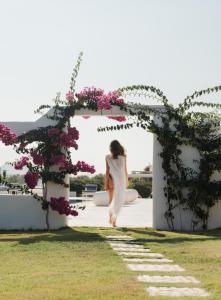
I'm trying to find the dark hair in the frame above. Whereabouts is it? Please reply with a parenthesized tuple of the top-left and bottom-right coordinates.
(110, 140, 126, 159)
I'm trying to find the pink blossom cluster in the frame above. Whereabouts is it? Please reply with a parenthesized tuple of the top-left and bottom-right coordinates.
(59, 127, 79, 149)
(24, 171, 39, 189)
(48, 127, 60, 137)
(66, 91, 74, 103)
(0, 124, 17, 145)
(50, 197, 78, 216)
(30, 149, 44, 165)
(75, 87, 124, 110)
(15, 156, 29, 170)
(108, 116, 127, 122)
(47, 127, 79, 149)
(59, 160, 95, 175)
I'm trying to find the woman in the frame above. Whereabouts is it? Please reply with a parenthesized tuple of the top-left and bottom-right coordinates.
(105, 140, 128, 227)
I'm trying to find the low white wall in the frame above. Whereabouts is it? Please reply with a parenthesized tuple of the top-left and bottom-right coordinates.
(0, 195, 68, 230)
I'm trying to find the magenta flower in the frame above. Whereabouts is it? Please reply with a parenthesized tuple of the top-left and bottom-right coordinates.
(66, 91, 74, 102)
(30, 149, 45, 165)
(47, 127, 60, 138)
(108, 116, 127, 122)
(59, 160, 95, 175)
(50, 197, 78, 216)
(15, 156, 29, 170)
(24, 171, 39, 189)
(75, 87, 124, 111)
(0, 124, 17, 145)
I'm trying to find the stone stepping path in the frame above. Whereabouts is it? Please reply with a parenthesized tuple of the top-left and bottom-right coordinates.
(123, 258, 173, 263)
(128, 264, 185, 272)
(147, 287, 210, 297)
(105, 235, 210, 297)
(138, 275, 200, 284)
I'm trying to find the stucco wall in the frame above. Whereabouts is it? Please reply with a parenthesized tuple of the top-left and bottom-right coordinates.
(152, 124, 221, 231)
(0, 195, 67, 230)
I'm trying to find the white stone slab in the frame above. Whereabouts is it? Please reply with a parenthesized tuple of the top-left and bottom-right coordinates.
(105, 235, 133, 240)
(123, 258, 173, 263)
(146, 287, 210, 297)
(138, 275, 200, 284)
(109, 243, 144, 248)
(127, 264, 185, 272)
(113, 247, 150, 252)
(117, 252, 163, 257)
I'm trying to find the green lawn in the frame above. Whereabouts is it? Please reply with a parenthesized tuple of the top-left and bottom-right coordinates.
(0, 227, 220, 300)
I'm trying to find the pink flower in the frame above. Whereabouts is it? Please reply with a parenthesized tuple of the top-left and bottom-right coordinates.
(59, 160, 96, 175)
(47, 127, 60, 138)
(66, 91, 74, 102)
(75, 87, 124, 111)
(24, 171, 39, 189)
(15, 156, 29, 170)
(50, 197, 78, 216)
(108, 116, 127, 122)
(82, 116, 90, 119)
(30, 149, 45, 165)
(0, 124, 17, 145)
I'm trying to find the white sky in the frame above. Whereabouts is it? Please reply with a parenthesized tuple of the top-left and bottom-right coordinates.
(0, 0, 221, 173)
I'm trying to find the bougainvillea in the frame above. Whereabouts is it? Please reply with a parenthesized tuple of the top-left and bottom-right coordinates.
(0, 124, 17, 145)
(14, 156, 29, 170)
(108, 116, 127, 122)
(75, 87, 124, 110)
(50, 197, 78, 216)
(30, 149, 45, 165)
(24, 171, 39, 189)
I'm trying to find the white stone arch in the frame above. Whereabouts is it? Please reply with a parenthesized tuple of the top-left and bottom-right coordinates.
(1, 105, 221, 230)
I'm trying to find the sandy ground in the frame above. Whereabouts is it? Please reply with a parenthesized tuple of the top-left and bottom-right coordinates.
(68, 198, 153, 228)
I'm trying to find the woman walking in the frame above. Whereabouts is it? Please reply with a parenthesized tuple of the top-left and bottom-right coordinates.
(105, 140, 128, 227)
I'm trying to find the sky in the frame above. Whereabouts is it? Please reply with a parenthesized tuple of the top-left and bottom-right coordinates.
(0, 0, 221, 174)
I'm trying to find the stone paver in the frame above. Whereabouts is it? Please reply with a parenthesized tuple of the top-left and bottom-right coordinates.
(109, 243, 144, 248)
(146, 287, 210, 297)
(123, 258, 173, 263)
(105, 235, 133, 240)
(113, 247, 150, 252)
(127, 264, 185, 272)
(117, 252, 164, 257)
(138, 275, 200, 284)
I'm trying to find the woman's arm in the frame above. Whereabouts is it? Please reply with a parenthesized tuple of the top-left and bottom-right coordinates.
(125, 156, 129, 187)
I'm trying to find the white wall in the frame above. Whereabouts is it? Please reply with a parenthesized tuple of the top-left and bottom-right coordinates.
(0, 195, 68, 230)
(152, 120, 221, 231)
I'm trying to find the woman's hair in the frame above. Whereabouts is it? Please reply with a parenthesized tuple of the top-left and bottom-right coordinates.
(110, 140, 126, 159)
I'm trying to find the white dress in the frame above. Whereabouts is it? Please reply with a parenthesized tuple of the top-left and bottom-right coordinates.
(106, 154, 127, 221)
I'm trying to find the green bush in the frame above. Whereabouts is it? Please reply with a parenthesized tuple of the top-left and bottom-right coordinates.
(128, 178, 152, 198)
(70, 174, 104, 196)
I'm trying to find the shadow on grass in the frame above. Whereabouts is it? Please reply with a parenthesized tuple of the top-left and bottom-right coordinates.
(0, 227, 104, 245)
(118, 227, 221, 245)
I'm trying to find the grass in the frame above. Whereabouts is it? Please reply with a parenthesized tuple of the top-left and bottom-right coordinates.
(0, 227, 220, 300)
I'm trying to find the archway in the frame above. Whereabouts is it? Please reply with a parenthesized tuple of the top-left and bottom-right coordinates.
(0, 55, 221, 231)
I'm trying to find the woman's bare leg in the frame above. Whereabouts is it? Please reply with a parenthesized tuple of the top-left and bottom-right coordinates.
(108, 188, 114, 224)
(112, 218, 117, 227)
